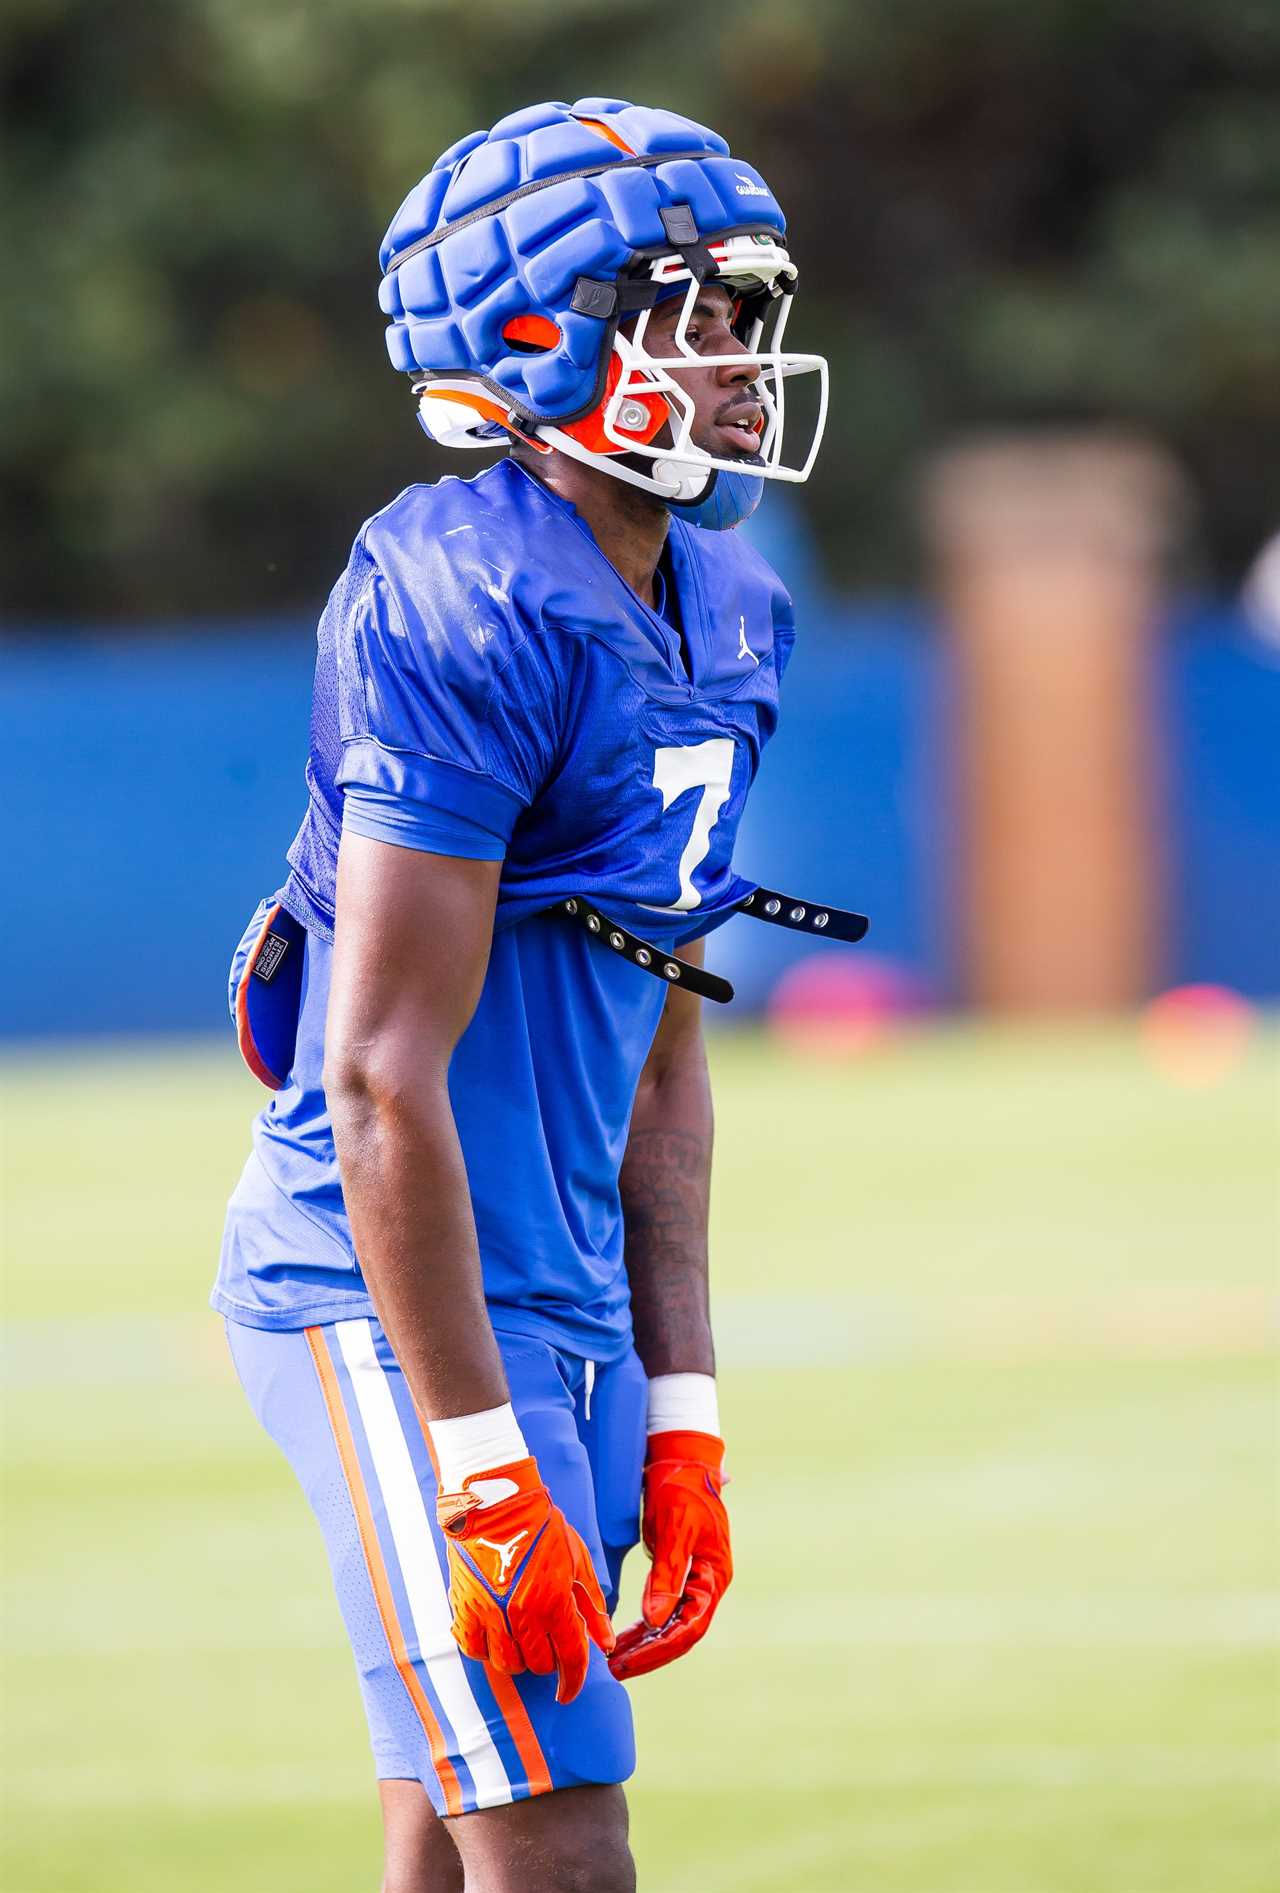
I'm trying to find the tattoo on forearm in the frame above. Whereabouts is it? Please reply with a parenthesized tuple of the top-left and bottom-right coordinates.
(620, 1127, 714, 1373)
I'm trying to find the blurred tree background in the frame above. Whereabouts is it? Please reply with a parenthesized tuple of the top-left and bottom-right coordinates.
(4, 0, 1279, 620)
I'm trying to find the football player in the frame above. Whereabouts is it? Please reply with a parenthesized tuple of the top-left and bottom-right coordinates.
(214, 97, 833, 1892)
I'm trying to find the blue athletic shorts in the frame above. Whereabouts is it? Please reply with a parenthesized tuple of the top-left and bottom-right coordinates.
(225, 1315, 648, 1816)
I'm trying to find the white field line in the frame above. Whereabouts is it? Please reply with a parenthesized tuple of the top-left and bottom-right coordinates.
(5, 1747, 1278, 1811)
(5, 1593, 1278, 1654)
(3, 1289, 1277, 1388)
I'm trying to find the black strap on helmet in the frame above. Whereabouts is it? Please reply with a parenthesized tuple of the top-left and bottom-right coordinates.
(382, 153, 712, 280)
(658, 204, 718, 283)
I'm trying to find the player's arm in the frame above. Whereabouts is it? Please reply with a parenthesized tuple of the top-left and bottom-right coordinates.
(326, 834, 507, 1417)
(611, 938, 732, 1680)
(325, 832, 612, 1699)
(620, 936, 715, 1379)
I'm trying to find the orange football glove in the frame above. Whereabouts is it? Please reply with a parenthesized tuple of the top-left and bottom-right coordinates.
(608, 1430, 732, 1681)
(435, 1456, 614, 1704)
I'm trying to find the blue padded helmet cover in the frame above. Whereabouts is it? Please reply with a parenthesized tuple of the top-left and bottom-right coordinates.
(378, 98, 787, 424)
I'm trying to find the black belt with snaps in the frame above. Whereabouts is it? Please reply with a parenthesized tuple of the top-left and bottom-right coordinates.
(551, 887, 869, 1004)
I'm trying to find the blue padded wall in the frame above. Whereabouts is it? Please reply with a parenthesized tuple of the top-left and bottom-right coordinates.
(3, 596, 1277, 1041)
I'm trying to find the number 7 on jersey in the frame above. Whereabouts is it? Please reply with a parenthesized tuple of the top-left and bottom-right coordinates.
(645, 737, 736, 913)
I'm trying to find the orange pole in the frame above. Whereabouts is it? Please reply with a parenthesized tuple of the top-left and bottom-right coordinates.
(921, 433, 1186, 1014)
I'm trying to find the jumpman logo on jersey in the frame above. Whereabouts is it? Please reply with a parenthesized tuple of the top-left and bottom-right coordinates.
(476, 1530, 528, 1584)
(737, 615, 757, 665)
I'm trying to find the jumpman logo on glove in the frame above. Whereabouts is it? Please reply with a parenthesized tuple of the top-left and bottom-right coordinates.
(437, 1457, 614, 1703)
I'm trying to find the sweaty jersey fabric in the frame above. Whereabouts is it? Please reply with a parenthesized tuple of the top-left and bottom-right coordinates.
(213, 456, 794, 1358)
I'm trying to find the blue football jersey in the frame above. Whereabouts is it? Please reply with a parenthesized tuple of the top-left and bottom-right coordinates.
(213, 457, 794, 1358)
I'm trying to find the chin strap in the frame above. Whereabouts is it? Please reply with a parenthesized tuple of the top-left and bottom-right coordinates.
(549, 886, 869, 1005)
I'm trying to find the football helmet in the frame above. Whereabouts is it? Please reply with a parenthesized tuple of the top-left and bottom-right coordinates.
(379, 98, 827, 509)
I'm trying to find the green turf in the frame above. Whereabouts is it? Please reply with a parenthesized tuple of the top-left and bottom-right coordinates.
(3, 1024, 1277, 1891)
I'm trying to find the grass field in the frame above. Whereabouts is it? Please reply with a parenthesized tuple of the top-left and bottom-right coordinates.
(2, 1023, 1277, 1892)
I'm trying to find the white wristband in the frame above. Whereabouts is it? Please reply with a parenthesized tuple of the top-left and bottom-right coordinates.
(428, 1402, 528, 1492)
(646, 1372, 720, 1438)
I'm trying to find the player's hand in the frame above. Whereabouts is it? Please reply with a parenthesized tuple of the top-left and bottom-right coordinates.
(609, 1430, 732, 1681)
(436, 1456, 614, 1703)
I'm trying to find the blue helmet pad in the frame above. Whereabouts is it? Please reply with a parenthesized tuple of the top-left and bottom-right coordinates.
(380, 98, 786, 426)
